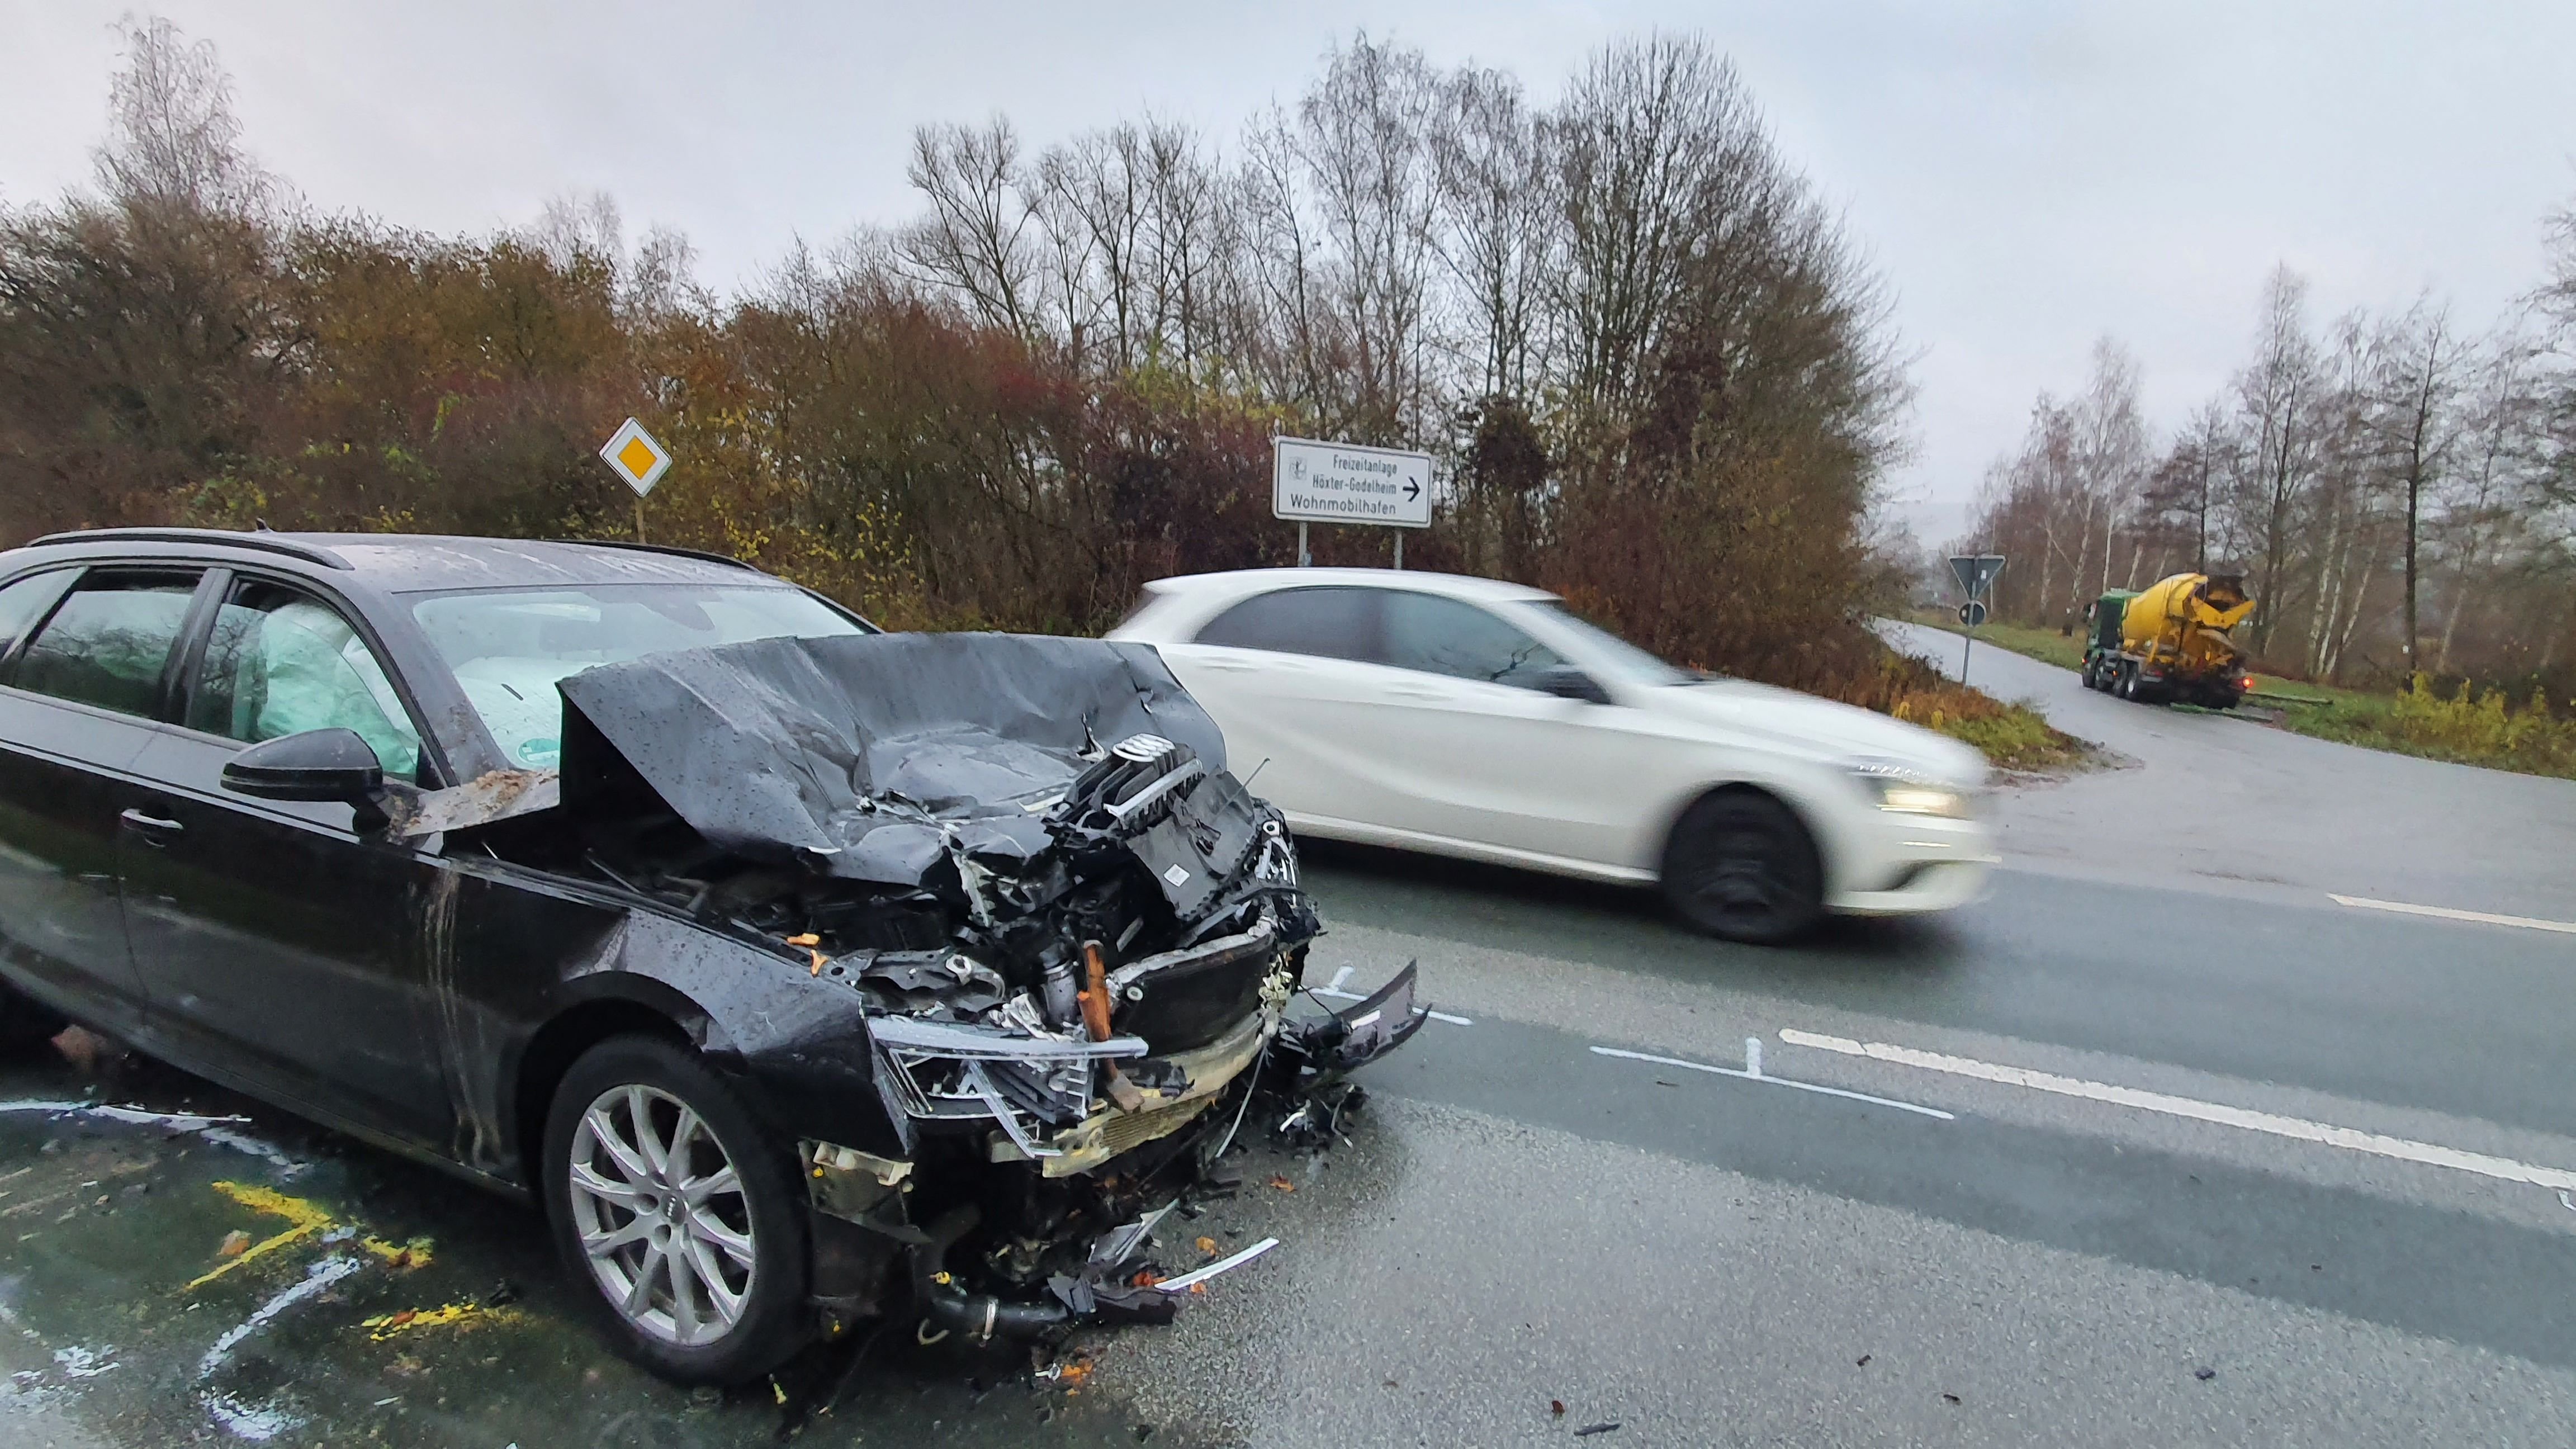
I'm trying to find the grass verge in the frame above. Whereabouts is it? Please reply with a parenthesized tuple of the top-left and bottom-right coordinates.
(1910, 612, 2576, 781)
(1905, 610, 2089, 673)
(1835, 639, 2088, 772)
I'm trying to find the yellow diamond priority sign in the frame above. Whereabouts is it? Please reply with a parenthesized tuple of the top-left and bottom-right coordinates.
(599, 417, 672, 497)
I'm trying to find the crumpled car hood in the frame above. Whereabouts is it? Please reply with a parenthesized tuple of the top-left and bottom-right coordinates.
(554, 632, 1228, 886)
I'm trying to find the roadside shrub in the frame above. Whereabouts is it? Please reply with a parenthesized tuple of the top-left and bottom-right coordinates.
(2383, 675, 2576, 775)
(1827, 637, 2084, 771)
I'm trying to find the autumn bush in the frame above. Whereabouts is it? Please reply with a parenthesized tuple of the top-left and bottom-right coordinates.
(2382, 676, 2576, 775)
(2, 21, 2032, 750)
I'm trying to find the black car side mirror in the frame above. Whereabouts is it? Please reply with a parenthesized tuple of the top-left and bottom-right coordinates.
(222, 728, 390, 830)
(1526, 664, 1612, 705)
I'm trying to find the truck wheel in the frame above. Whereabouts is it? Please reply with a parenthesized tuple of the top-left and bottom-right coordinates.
(542, 1035, 812, 1385)
(2116, 665, 2138, 700)
(1660, 790, 1825, 945)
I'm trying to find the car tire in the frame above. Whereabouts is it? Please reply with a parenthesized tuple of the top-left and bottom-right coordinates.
(1660, 790, 1826, 945)
(0, 981, 67, 1055)
(541, 1035, 811, 1385)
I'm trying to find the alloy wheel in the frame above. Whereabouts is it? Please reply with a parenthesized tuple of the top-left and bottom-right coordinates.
(565, 1083, 758, 1347)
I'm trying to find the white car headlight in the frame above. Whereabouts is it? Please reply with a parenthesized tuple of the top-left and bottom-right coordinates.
(1845, 759, 1974, 818)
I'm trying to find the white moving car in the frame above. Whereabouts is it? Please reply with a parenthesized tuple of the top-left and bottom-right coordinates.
(1109, 569, 1996, 943)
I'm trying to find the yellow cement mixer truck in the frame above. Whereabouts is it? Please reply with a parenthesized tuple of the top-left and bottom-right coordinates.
(2081, 573, 2257, 708)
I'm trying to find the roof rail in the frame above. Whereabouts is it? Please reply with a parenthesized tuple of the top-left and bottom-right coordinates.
(543, 538, 760, 572)
(23, 527, 352, 570)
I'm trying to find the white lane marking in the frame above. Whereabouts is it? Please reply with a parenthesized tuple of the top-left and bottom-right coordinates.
(1327, 965, 1355, 991)
(1781, 1029, 2576, 1192)
(1155, 1236, 1278, 1291)
(2327, 894, 2576, 936)
(1310, 986, 1472, 1027)
(1589, 1045, 1954, 1120)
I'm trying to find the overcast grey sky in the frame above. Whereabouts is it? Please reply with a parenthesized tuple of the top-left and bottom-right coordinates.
(4, 1, 2570, 542)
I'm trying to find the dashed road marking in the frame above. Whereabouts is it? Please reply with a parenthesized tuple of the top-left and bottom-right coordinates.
(2327, 894, 2576, 936)
(1310, 984, 1472, 1027)
(1590, 1040, 1953, 1120)
(1781, 1027, 2576, 1192)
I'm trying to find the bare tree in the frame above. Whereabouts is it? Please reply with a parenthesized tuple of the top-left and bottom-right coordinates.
(1432, 65, 1555, 402)
(1551, 35, 1755, 412)
(2231, 268, 2323, 658)
(1293, 35, 1446, 444)
(2367, 300, 2464, 673)
(897, 119, 1042, 337)
(94, 16, 271, 216)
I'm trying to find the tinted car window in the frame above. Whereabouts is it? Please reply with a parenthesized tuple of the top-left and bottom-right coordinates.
(1193, 587, 1379, 661)
(0, 571, 71, 661)
(190, 580, 424, 783)
(1380, 591, 1564, 686)
(11, 571, 200, 718)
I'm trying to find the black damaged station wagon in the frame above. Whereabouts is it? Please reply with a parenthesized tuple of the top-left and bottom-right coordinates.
(0, 528, 1420, 1382)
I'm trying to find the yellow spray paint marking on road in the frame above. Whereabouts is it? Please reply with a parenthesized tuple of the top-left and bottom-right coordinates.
(359, 1301, 524, 1342)
(183, 1181, 433, 1292)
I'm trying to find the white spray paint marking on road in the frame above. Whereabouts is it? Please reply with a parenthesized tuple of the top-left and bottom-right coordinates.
(1589, 1045, 1954, 1120)
(50, 1344, 117, 1379)
(1310, 986, 1472, 1027)
(195, 1253, 363, 1441)
(197, 1254, 363, 1380)
(1327, 965, 1355, 991)
(0, 1100, 306, 1176)
(1155, 1236, 1278, 1291)
(1781, 1028, 2576, 1192)
(2327, 894, 2576, 936)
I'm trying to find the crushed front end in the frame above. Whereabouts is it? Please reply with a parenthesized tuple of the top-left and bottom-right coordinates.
(533, 632, 1427, 1342)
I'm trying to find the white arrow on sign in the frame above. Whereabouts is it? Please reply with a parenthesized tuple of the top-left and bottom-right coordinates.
(1272, 436, 1432, 529)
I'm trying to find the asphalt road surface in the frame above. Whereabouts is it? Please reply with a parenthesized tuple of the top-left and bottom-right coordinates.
(3, 626, 2571, 1447)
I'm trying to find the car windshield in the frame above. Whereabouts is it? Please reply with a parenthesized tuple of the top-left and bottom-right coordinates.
(1532, 600, 1704, 685)
(409, 584, 866, 768)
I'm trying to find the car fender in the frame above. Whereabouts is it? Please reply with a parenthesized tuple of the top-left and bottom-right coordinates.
(451, 861, 909, 1184)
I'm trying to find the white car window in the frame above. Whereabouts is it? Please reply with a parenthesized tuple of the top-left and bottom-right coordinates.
(1192, 586, 1378, 661)
(1379, 591, 1564, 687)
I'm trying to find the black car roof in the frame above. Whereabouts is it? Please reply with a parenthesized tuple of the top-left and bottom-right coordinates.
(11, 528, 769, 592)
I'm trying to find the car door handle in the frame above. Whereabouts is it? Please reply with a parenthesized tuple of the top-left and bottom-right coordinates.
(1386, 685, 1451, 700)
(119, 808, 185, 841)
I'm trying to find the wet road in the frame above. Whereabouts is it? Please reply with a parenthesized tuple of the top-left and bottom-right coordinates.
(4, 630, 2572, 1446)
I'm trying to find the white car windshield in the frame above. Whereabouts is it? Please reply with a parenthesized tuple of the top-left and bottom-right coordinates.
(1533, 600, 1703, 686)
(409, 584, 866, 768)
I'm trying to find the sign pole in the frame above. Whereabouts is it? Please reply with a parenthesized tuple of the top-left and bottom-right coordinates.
(1943, 553, 2007, 688)
(1392, 531, 1403, 571)
(600, 417, 673, 546)
(1297, 522, 1310, 568)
